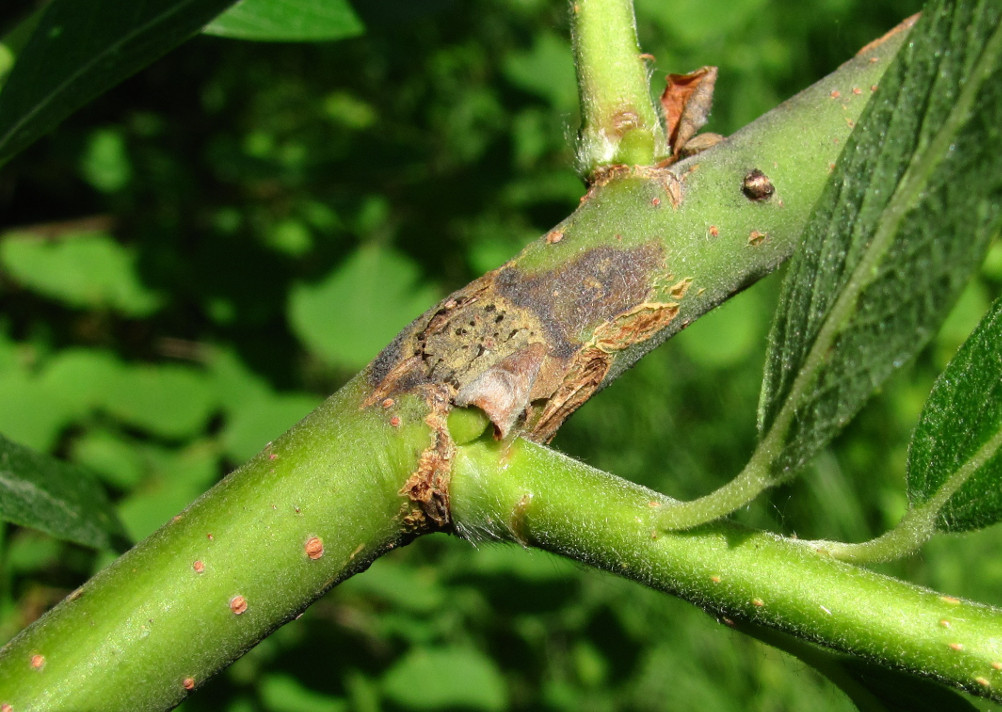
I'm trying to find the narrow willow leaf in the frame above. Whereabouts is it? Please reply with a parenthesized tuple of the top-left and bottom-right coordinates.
(758, 1, 1002, 475)
(203, 0, 364, 42)
(0, 433, 129, 550)
(907, 296, 1002, 531)
(0, 0, 240, 166)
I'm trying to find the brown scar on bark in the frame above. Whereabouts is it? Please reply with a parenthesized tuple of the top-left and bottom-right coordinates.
(368, 243, 675, 434)
(369, 238, 687, 507)
(398, 385, 454, 530)
(529, 299, 680, 441)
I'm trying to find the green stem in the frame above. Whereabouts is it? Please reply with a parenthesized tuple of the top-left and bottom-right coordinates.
(451, 437, 1002, 703)
(0, 375, 429, 712)
(571, 0, 666, 174)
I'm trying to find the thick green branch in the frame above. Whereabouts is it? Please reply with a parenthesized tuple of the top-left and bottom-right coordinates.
(451, 438, 1002, 703)
(0, 376, 432, 711)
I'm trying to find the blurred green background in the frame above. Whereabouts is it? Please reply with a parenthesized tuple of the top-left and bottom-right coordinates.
(3, 0, 1001, 709)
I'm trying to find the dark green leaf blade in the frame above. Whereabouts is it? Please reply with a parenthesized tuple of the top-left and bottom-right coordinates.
(0, 0, 240, 167)
(0, 433, 129, 550)
(907, 296, 1002, 531)
(758, 1, 1002, 475)
(203, 0, 364, 42)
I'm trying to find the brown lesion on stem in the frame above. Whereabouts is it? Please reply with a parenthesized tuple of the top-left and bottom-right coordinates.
(365, 169, 697, 523)
(398, 385, 454, 530)
(368, 237, 685, 447)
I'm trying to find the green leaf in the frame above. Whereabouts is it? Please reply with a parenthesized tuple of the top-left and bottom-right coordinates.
(0, 232, 164, 316)
(0, 0, 240, 166)
(203, 0, 364, 42)
(288, 244, 439, 371)
(0, 433, 128, 550)
(758, 2, 1002, 475)
(100, 364, 218, 440)
(907, 296, 1002, 531)
(380, 646, 508, 711)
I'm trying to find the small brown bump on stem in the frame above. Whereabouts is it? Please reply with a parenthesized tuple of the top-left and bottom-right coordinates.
(871, 84, 879, 92)
(939, 619, 951, 628)
(941, 596, 962, 605)
(30, 654, 44, 670)
(183, 677, 196, 691)
(993, 661, 1002, 671)
(381, 397, 395, 409)
(305, 536, 325, 560)
(852, 87, 862, 95)
(830, 89, 841, 99)
(651, 196, 661, 207)
(748, 230, 767, 246)
(229, 595, 248, 615)
(171, 514, 182, 523)
(193, 560, 205, 573)
(949, 643, 964, 651)
(721, 617, 735, 626)
(708, 225, 719, 237)
(268, 452, 278, 461)
(710, 575, 722, 584)
(751, 598, 765, 608)
(390, 415, 401, 427)
(207, 533, 214, 541)
(546, 230, 564, 244)
(976, 677, 992, 688)
(742, 169, 775, 201)
(647, 500, 661, 507)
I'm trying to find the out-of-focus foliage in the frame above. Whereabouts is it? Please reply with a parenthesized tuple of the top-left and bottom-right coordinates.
(3, 0, 1001, 710)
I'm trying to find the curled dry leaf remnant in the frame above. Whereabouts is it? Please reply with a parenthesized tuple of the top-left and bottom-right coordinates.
(661, 66, 718, 157)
